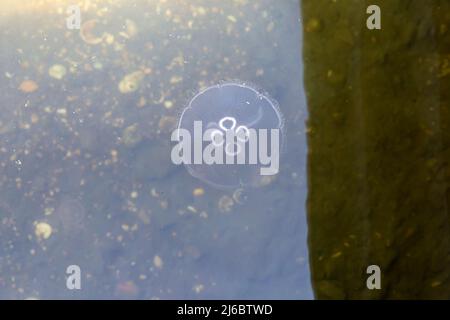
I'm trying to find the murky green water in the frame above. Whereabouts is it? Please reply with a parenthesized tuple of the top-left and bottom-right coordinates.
(304, 0, 450, 299)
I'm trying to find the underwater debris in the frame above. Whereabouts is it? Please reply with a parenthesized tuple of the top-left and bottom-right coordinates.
(120, 19, 138, 39)
(48, 64, 67, 80)
(34, 221, 52, 240)
(122, 124, 142, 147)
(80, 19, 104, 45)
(19, 80, 38, 93)
(118, 70, 145, 93)
(218, 195, 234, 213)
(153, 255, 163, 269)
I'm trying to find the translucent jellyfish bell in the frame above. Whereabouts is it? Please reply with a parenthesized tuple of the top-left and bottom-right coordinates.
(178, 82, 285, 189)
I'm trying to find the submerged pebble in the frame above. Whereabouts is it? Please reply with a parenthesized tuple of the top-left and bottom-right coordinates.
(48, 64, 67, 80)
(34, 221, 52, 240)
(118, 70, 145, 93)
(19, 80, 38, 93)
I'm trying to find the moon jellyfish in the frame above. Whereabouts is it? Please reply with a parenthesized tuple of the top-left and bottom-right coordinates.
(176, 82, 285, 189)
